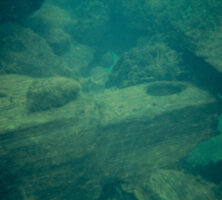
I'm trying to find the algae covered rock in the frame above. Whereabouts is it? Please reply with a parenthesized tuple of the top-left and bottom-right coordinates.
(24, 2, 94, 74)
(107, 42, 181, 88)
(27, 77, 80, 112)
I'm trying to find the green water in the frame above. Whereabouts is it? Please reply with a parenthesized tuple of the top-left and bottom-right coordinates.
(0, 0, 222, 199)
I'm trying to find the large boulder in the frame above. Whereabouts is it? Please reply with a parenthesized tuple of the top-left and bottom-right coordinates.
(27, 76, 80, 112)
(24, 2, 76, 55)
(24, 2, 94, 75)
(0, 23, 74, 77)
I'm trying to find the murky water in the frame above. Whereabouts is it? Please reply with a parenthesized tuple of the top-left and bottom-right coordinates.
(0, 0, 222, 199)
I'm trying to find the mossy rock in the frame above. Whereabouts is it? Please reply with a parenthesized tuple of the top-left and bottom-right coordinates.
(0, 23, 74, 77)
(27, 77, 80, 112)
(107, 42, 181, 88)
(24, 3, 95, 75)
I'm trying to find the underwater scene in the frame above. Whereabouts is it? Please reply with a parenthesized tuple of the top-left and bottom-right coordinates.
(1, 0, 222, 199)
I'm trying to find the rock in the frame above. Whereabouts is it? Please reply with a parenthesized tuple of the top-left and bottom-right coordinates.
(0, 23, 74, 77)
(96, 81, 216, 126)
(27, 76, 80, 112)
(0, 74, 221, 199)
(89, 82, 219, 181)
(24, 2, 94, 75)
(24, 2, 77, 35)
(0, 74, 95, 134)
(0, 74, 99, 200)
(107, 42, 182, 88)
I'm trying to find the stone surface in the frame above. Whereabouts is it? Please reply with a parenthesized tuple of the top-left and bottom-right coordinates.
(0, 74, 91, 134)
(0, 73, 221, 199)
(27, 76, 80, 112)
(96, 81, 216, 126)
